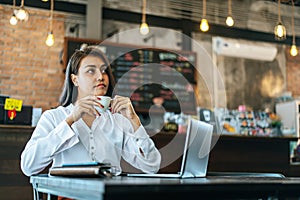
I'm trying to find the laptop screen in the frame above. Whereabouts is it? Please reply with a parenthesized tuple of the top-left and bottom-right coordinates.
(154, 131, 188, 174)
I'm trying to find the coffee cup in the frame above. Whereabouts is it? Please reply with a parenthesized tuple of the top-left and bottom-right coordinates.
(95, 96, 112, 113)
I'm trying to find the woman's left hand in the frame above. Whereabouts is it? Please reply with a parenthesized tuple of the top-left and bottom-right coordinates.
(111, 95, 141, 130)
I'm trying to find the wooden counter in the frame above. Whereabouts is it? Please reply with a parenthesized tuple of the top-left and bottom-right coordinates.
(150, 133, 299, 176)
(207, 134, 299, 176)
(0, 125, 34, 200)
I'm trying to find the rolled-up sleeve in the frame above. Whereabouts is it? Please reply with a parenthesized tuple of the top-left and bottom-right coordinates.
(20, 110, 79, 176)
(122, 119, 161, 173)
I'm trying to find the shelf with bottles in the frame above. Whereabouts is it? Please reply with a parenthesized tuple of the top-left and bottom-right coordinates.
(217, 107, 282, 137)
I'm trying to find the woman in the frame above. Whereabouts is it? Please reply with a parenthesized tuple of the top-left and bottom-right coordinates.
(21, 44, 161, 176)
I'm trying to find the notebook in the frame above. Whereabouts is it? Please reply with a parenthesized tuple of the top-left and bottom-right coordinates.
(126, 117, 213, 178)
(49, 162, 113, 178)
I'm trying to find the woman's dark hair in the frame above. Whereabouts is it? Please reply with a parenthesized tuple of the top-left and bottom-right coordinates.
(59, 44, 116, 107)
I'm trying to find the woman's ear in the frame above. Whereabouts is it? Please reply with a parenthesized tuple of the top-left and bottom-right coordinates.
(71, 74, 78, 86)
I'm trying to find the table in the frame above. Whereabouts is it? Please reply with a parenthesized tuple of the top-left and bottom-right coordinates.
(30, 173, 300, 200)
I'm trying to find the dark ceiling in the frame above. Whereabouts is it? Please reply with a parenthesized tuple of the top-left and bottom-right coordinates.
(275, 0, 300, 6)
(1, 0, 300, 15)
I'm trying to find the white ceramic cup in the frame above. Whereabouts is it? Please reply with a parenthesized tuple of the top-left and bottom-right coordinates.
(95, 96, 112, 113)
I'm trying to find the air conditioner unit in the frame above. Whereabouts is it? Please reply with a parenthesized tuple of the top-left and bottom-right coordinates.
(212, 37, 277, 61)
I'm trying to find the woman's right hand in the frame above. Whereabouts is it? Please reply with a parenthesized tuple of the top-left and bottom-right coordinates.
(66, 95, 101, 125)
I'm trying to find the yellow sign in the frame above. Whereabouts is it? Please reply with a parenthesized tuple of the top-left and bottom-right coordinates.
(4, 98, 23, 112)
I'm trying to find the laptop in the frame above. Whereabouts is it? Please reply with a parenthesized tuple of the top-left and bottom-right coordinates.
(126, 117, 213, 178)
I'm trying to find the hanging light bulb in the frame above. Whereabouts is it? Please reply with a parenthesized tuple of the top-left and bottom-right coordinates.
(290, 45, 298, 57)
(140, 22, 149, 35)
(16, 9, 28, 21)
(274, 22, 286, 40)
(45, 0, 55, 46)
(274, 0, 286, 40)
(290, 0, 298, 57)
(200, 19, 209, 32)
(140, 0, 149, 35)
(15, 0, 29, 21)
(226, 16, 234, 27)
(200, 0, 209, 32)
(46, 31, 54, 46)
(9, 0, 18, 25)
(10, 14, 18, 25)
(226, 0, 234, 27)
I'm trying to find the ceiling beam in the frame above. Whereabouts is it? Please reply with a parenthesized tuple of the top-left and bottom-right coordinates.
(102, 7, 297, 46)
(0, 0, 86, 14)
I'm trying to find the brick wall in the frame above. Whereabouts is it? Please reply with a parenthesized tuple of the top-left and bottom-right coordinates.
(286, 48, 300, 97)
(0, 5, 65, 111)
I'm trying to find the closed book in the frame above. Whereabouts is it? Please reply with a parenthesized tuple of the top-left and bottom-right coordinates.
(49, 162, 112, 177)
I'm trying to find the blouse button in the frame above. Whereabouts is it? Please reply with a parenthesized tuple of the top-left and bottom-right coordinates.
(136, 138, 139, 142)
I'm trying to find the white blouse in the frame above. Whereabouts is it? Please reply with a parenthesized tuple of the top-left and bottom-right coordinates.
(20, 104, 161, 176)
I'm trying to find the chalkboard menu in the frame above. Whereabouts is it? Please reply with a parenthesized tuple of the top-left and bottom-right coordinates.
(63, 37, 197, 114)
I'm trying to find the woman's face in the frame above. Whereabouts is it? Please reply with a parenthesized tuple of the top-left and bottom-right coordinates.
(71, 55, 109, 99)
